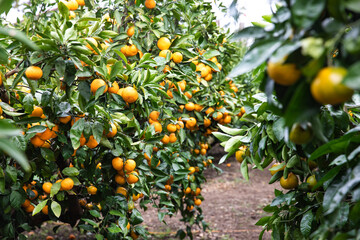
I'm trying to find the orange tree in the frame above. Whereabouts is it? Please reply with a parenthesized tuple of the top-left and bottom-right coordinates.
(0, 0, 245, 239)
(215, 0, 360, 239)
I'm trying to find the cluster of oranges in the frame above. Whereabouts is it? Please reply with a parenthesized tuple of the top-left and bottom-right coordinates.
(29, 122, 59, 148)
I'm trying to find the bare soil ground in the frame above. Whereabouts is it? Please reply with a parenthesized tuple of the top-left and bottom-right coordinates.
(26, 144, 278, 240)
(142, 144, 278, 240)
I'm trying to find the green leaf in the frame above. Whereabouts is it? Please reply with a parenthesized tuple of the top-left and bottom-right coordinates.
(230, 27, 266, 41)
(32, 200, 48, 216)
(10, 191, 24, 209)
(228, 39, 283, 77)
(343, 62, 360, 90)
(50, 182, 61, 197)
(212, 132, 232, 142)
(70, 118, 85, 150)
(217, 124, 247, 136)
(51, 201, 61, 218)
(291, 0, 326, 28)
(110, 61, 122, 80)
(40, 148, 55, 161)
(58, 1, 70, 20)
(0, 139, 30, 172)
(0, 0, 13, 14)
(240, 160, 249, 181)
(0, 27, 38, 50)
(202, 50, 220, 59)
(300, 211, 313, 237)
(62, 167, 79, 176)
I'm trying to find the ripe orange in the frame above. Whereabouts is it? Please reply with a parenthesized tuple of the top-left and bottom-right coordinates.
(124, 159, 136, 172)
(79, 134, 86, 146)
(188, 166, 195, 175)
(187, 205, 194, 211)
(151, 121, 162, 133)
(204, 73, 212, 81)
(22, 199, 31, 208)
(126, 171, 139, 184)
(31, 135, 45, 147)
(159, 50, 172, 59)
(59, 116, 71, 124)
(310, 67, 353, 105)
(90, 79, 108, 95)
(172, 52, 183, 63)
(194, 198, 202, 206)
(61, 178, 74, 191)
(149, 111, 160, 121)
(195, 187, 201, 196)
(204, 118, 211, 127)
(235, 150, 245, 163)
(42, 205, 49, 215)
(167, 89, 173, 98)
(165, 184, 171, 191)
(184, 92, 192, 99)
(205, 107, 214, 115)
(38, 128, 53, 141)
(280, 172, 298, 189)
(30, 106, 43, 117)
(161, 134, 170, 144)
(213, 112, 223, 121)
(108, 82, 119, 94)
(63, 0, 78, 10)
(223, 115, 231, 124)
(122, 86, 138, 103)
(112, 157, 124, 170)
(86, 135, 99, 149)
(24, 204, 35, 213)
(184, 187, 191, 194)
(115, 174, 126, 185)
(169, 133, 177, 143)
(200, 148, 206, 155)
(116, 186, 127, 197)
(76, 0, 85, 6)
(267, 58, 301, 86)
(127, 26, 135, 37)
(125, 44, 138, 56)
(167, 124, 177, 133)
(25, 66, 43, 80)
(157, 37, 171, 50)
(185, 102, 195, 111)
(42, 182, 52, 194)
(87, 186, 97, 195)
(106, 123, 117, 138)
(163, 65, 171, 73)
(145, 0, 156, 8)
(187, 117, 197, 127)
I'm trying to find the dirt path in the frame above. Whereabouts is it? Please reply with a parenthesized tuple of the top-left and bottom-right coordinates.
(142, 145, 279, 240)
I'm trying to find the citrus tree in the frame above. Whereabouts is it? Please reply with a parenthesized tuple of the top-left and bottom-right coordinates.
(0, 0, 245, 239)
(215, 0, 360, 239)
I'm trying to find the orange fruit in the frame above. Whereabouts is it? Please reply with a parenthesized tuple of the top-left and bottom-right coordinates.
(187, 117, 197, 127)
(184, 187, 191, 194)
(187, 205, 194, 211)
(267, 58, 301, 86)
(167, 124, 177, 133)
(25, 66, 43, 80)
(126, 171, 139, 184)
(61, 178, 74, 191)
(30, 106, 43, 117)
(194, 198, 202, 206)
(205, 107, 214, 116)
(280, 172, 299, 189)
(157, 37, 171, 50)
(269, 163, 285, 176)
(125, 44, 138, 56)
(188, 166, 195, 174)
(204, 118, 211, 127)
(184, 92, 192, 99)
(185, 102, 195, 111)
(86, 135, 99, 149)
(151, 121, 162, 133)
(194, 149, 200, 155)
(122, 86, 138, 103)
(223, 115, 232, 124)
(115, 174, 126, 185)
(87, 186, 97, 195)
(164, 184, 171, 191)
(159, 50, 172, 59)
(163, 65, 171, 73)
(38, 128, 53, 141)
(42, 205, 49, 215)
(90, 79, 108, 95)
(127, 26, 135, 37)
(169, 133, 177, 143)
(235, 150, 245, 163)
(106, 123, 117, 138)
(161, 134, 170, 144)
(124, 159, 136, 173)
(42, 182, 52, 194)
(149, 111, 160, 121)
(310, 67, 353, 105)
(204, 73, 212, 81)
(116, 186, 127, 197)
(172, 52, 183, 63)
(59, 116, 71, 124)
(112, 157, 124, 170)
(85, 37, 98, 51)
(63, 0, 78, 10)
(145, 0, 156, 8)
(22, 199, 31, 208)
(213, 112, 223, 121)
(195, 187, 201, 196)
(31, 135, 45, 147)
(79, 134, 86, 146)
(24, 204, 35, 213)
(200, 148, 206, 155)
(167, 89, 173, 98)
(76, 0, 85, 6)
(108, 82, 120, 94)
